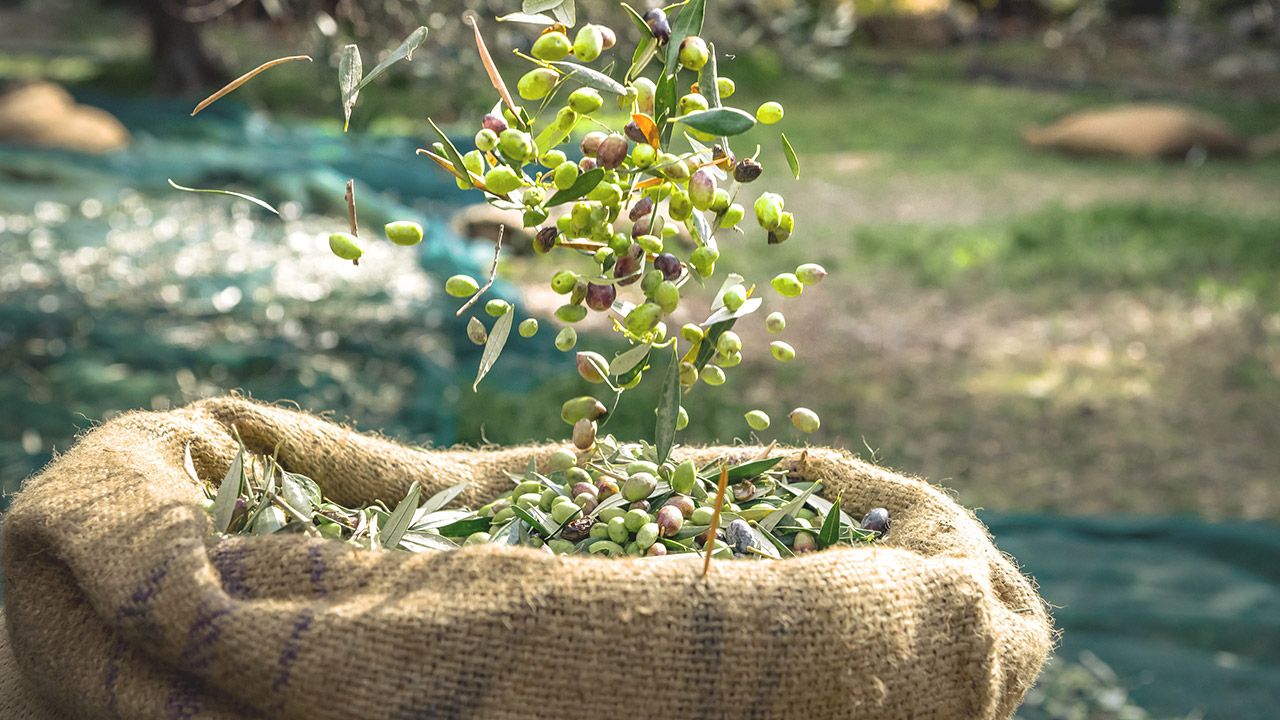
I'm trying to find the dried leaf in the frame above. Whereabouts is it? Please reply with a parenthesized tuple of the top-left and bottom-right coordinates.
(190, 55, 311, 116)
(167, 179, 279, 216)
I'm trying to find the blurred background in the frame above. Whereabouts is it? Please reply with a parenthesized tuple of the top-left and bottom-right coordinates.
(1, 0, 1278, 716)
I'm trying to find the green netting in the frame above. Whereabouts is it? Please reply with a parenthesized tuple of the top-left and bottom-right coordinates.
(988, 513, 1280, 719)
(0, 94, 555, 509)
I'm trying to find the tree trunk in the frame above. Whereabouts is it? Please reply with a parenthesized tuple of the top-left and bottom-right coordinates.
(145, 3, 230, 94)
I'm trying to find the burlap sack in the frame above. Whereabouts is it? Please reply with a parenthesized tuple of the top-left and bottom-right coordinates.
(1021, 104, 1245, 158)
(2, 397, 1053, 719)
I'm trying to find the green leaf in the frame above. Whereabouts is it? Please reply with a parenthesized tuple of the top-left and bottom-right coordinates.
(654, 345, 681, 464)
(754, 523, 795, 558)
(551, 61, 626, 96)
(783, 482, 856, 527)
(398, 531, 460, 552)
(698, 42, 721, 110)
(675, 107, 757, 137)
(420, 482, 469, 515)
(434, 516, 492, 537)
(474, 309, 514, 391)
(427, 118, 474, 189)
(511, 505, 557, 536)
(549, 0, 576, 26)
(381, 481, 421, 549)
(354, 27, 428, 95)
(727, 456, 785, 482)
(760, 481, 820, 532)
(523, 0, 563, 13)
(545, 167, 604, 206)
(817, 495, 843, 549)
(211, 446, 244, 533)
(280, 471, 321, 515)
(609, 342, 651, 377)
(655, 71, 678, 141)
(664, 0, 706, 70)
(338, 43, 362, 131)
(620, 2, 650, 33)
(534, 110, 580, 159)
(496, 12, 557, 25)
(167, 179, 279, 216)
(782, 133, 800, 180)
(629, 39, 658, 82)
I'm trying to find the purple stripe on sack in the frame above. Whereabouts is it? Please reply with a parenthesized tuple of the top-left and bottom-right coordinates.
(211, 544, 250, 599)
(270, 609, 314, 694)
(164, 678, 201, 720)
(117, 565, 169, 622)
(307, 544, 327, 597)
(183, 603, 232, 676)
(104, 635, 127, 719)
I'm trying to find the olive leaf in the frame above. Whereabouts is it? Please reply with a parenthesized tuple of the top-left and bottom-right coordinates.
(760, 481, 821, 532)
(628, 37, 659, 81)
(281, 471, 321, 515)
(552, 61, 626, 96)
(664, 0, 706, 70)
(727, 456, 785, 482)
(511, 505, 557, 536)
(211, 445, 244, 533)
(654, 345, 681, 464)
(546, 167, 604, 206)
(381, 481, 422, 549)
(753, 523, 794, 558)
(534, 110, 580, 157)
(685, 208, 713, 246)
(338, 43, 362, 132)
(549, 0, 576, 26)
(817, 495, 843, 549)
(419, 482, 470, 515)
(426, 118, 475, 190)
(609, 342, 652, 376)
(702, 296, 761, 326)
(434, 516, 491, 537)
(523, 0, 564, 14)
(183, 443, 200, 484)
(782, 133, 801, 180)
(698, 42, 721, 109)
(496, 12, 557, 25)
(654, 70, 678, 140)
(353, 27, 428, 96)
(473, 309, 514, 391)
(399, 531, 460, 552)
(783, 482, 856, 527)
(167, 179, 279, 216)
(675, 107, 757, 137)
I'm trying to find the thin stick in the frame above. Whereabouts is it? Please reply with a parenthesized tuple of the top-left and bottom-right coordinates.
(464, 14, 517, 115)
(191, 55, 312, 116)
(344, 179, 359, 236)
(455, 227, 503, 317)
(701, 463, 729, 578)
(755, 440, 777, 460)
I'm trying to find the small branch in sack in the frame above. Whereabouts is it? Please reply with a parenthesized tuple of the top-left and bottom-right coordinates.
(455, 226, 503, 317)
(702, 462, 729, 578)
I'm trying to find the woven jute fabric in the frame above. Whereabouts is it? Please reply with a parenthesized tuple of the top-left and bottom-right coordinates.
(2, 396, 1053, 719)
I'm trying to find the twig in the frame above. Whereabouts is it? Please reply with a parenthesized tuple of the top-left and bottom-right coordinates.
(190, 55, 311, 116)
(344, 179, 359, 235)
(455, 227, 504, 317)
(464, 14, 518, 115)
(755, 440, 777, 460)
(701, 462, 729, 578)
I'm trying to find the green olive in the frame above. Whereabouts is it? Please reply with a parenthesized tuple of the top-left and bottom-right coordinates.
(327, 232, 362, 261)
(532, 31, 572, 61)
(445, 274, 479, 298)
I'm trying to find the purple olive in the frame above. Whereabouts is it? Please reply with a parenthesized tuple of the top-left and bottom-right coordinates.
(653, 252, 682, 281)
(482, 113, 508, 134)
(733, 158, 763, 183)
(534, 226, 558, 254)
(625, 120, 648, 144)
(629, 196, 655, 223)
(585, 282, 617, 312)
(596, 134, 629, 170)
(860, 508, 891, 536)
